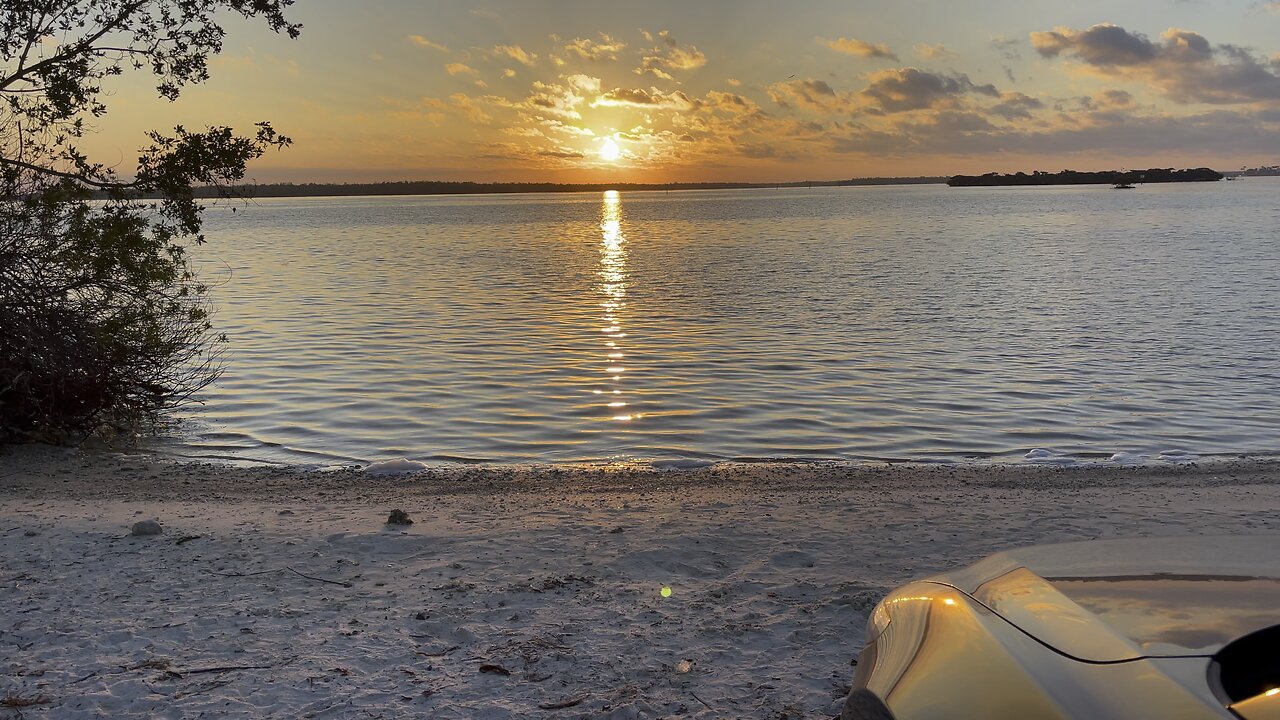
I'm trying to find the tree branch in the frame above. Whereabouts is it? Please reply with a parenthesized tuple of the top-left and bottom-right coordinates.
(0, 0, 151, 92)
(0, 156, 136, 190)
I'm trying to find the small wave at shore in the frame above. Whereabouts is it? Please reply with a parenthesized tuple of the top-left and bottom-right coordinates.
(146, 429, 1276, 473)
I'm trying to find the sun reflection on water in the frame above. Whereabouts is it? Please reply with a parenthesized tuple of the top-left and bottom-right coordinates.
(597, 190, 634, 423)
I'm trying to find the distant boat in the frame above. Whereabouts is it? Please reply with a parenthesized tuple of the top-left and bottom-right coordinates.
(1112, 183, 1136, 190)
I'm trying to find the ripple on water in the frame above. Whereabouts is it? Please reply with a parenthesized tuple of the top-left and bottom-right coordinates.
(169, 183, 1280, 466)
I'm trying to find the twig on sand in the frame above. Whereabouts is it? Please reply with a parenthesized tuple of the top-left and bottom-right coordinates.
(212, 566, 352, 588)
(538, 696, 587, 710)
(285, 566, 352, 587)
(174, 535, 201, 545)
(690, 691, 714, 711)
(168, 655, 297, 679)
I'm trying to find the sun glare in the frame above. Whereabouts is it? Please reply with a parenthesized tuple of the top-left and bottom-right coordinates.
(599, 137, 621, 162)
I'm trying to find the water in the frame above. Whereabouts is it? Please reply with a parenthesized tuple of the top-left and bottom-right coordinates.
(166, 180, 1280, 466)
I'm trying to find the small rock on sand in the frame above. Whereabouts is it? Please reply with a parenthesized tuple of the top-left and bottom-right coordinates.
(386, 509, 413, 525)
(130, 519, 163, 536)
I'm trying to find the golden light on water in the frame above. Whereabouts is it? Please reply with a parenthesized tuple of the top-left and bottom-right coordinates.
(597, 190, 634, 423)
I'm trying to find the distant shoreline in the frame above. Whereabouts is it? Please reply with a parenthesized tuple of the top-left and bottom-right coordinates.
(137, 166, 1280, 200)
(185, 176, 948, 200)
(948, 167, 1224, 187)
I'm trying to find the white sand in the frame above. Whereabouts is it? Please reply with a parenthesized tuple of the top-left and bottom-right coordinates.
(3, 447, 1279, 718)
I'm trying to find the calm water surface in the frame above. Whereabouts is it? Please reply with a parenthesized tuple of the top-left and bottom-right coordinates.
(167, 181, 1280, 465)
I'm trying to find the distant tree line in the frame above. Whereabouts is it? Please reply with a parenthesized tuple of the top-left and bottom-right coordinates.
(1237, 166, 1280, 177)
(116, 176, 950, 200)
(947, 168, 1224, 187)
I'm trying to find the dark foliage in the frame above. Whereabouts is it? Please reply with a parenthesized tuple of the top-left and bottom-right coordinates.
(1, 1, 298, 442)
(947, 167, 1224, 187)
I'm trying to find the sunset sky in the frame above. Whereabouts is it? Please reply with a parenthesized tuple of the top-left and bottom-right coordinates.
(91, 0, 1280, 183)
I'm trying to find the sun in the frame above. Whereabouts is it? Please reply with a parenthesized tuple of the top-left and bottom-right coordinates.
(599, 137, 621, 162)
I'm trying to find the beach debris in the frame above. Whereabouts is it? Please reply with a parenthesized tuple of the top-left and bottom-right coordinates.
(608, 525, 626, 534)
(386, 509, 413, 525)
(130, 519, 163, 536)
(213, 566, 353, 588)
(675, 659, 694, 673)
(538, 696, 587, 710)
(364, 458, 429, 475)
(506, 573, 595, 593)
(478, 663, 512, 676)
(2, 694, 52, 708)
(414, 645, 460, 658)
(23, 529, 39, 537)
(175, 535, 201, 545)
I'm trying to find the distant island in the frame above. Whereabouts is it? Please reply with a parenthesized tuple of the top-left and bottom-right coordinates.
(1235, 165, 1280, 177)
(180, 176, 948, 200)
(948, 167, 1224, 187)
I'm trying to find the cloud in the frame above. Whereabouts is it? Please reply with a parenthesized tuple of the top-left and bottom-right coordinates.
(914, 43, 953, 60)
(524, 80, 587, 118)
(537, 148, 586, 159)
(1032, 24, 1280, 104)
(739, 142, 780, 159)
(1066, 88, 1137, 112)
(502, 68, 517, 78)
(636, 31, 707, 79)
(541, 119, 595, 136)
(825, 102, 1280, 161)
(449, 93, 492, 123)
(1031, 24, 1157, 66)
(592, 87, 699, 110)
(826, 37, 899, 61)
(704, 90, 759, 114)
(445, 63, 476, 76)
(407, 35, 448, 53)
(492, 45, 538, 66)
(987, 91, 1044, 120)
(859, 68, 998, 112)
(767, 78, 849, 113)
(726, 78, 742, 87)
(564, 74, 602, 94)
(564, 34, 627, 61)
(991, 36, 1022, 60)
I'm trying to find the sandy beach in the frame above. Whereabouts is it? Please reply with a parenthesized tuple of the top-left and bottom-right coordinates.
(2, 448, 1279, 718)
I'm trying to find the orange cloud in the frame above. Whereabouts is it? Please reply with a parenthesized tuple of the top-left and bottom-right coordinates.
(826, 37, 899, 61)
(407, 35, 448, 53)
